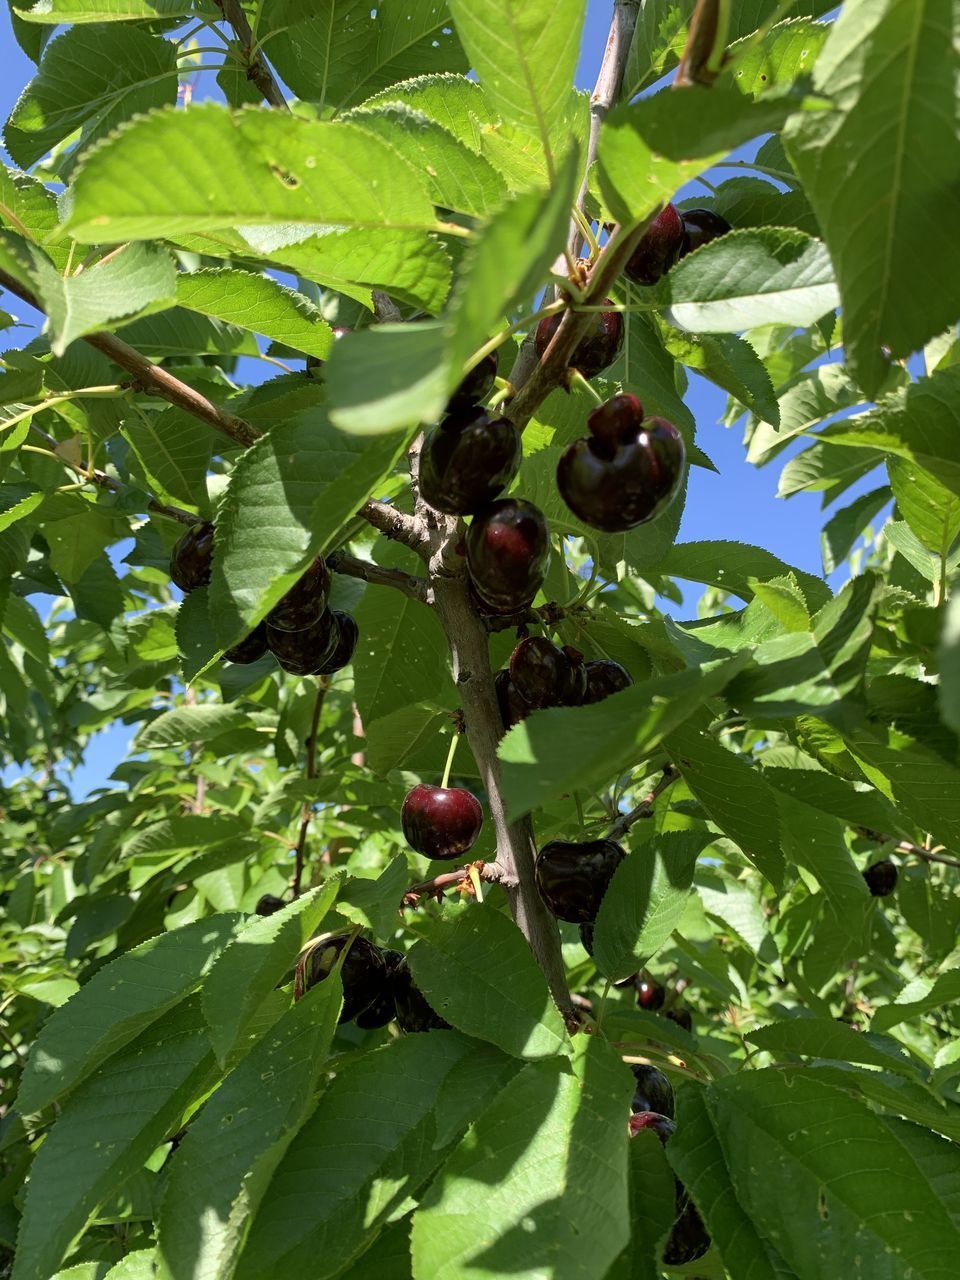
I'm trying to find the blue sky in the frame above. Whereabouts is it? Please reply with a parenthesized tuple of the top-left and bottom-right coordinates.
(0, 3, 869, 795)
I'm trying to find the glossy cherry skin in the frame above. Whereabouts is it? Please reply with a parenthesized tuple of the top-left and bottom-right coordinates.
(254, 893, 285, 917)
(392, 957, 450, 1033)
(466, 499, 550, 614)
(587, 393, 644, 449)
(636, 978, 666, 1012)
(509, 636, 586, 709)
(266, 557, 331, 632)
(631, 1064, 675, 1119)
(534, 838, 625, 923)
(495, 669, 529, 732)
(628, 1109, 676, 1143)
(680, 207, 731, 256)
(864, 859, 898, 897)
(354, 949, 404, 1030)
(534, 303, 623, 380)
(401, 783, 483, 860)
(557, 417, 685, 533)
(582, 659, 633, 704)
(314, 611, 359, 675)
(170, 521, 215, 593)
(665, 1005, 693, 1033)
(305, 933, 388, 1023)
(448, 351, 499, 412)
(224, 623, 269, 665)
(419, 408, 522, 515)
(624, 203, 685, 285)
(266, 608, 339, 676)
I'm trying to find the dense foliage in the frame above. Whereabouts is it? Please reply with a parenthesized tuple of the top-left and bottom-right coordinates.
(2, 1, 960, 1278)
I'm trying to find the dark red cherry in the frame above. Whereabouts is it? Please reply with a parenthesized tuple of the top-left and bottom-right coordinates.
(534, 303, 623, 379)
(582, 659, 633, 704)
(303, 933, 388, 1023)
(631, 1064, 675, 1119)
(509, 636, 585, 708)
(863, 859, 898, 897)
(419, 407, 522, 515)
(401, 783, 483, 860)
(579, 921, 595, 954)
(266, 557, 331, 632)
(636, 978, 666, 1011)
(663, 1197, 711, 1267)
(465, 499, 550, 614)
(534, 838, 625, 923)
(495, 669, 529, 732)
(628, 1110, 676, 1143)
(587, 393, 644, 451)
(557, 416, 685, 533)
(266, 608, 339, 675)
(665, 1005, 693, 1033)
(170, 521, 214, 593)
(254, 893, 285, 917)
(354, 948, 404, 1030)
(680, 207, 731, 256)
(392, 957, 450, 1033)
(624, 203, 685, 285)
(313, 611, 359, 675)
(224, 623, 269, 665)
(448, 351, 499, 412)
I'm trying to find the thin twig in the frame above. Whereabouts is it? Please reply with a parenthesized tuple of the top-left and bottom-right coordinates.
(357, 499, 429, 556)
(327, 549, 428, 601)
(214, 0, 289, 109)
(606, 767, 678, 840)
(401, 860, 515, 907)
(856, 827, 960, 870)
(292, 679, 329, 898)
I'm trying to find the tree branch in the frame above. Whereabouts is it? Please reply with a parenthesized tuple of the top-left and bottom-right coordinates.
(606, 767, 677, 840)
(327, 549, 428, 601)
(856, 827, 960, 870)
(401, 860, 516, 907)
(214, 0, 289, 109)
(292, 679, 329, 897)
(357, 498, 429, 557)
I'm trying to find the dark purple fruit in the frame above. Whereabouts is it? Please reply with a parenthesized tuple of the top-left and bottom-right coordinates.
(266, 557, 331, 632)
(466, 499, 550, 614)
(392, 957, 450, 1033)
(557, 415, 685, 533)
(419, 408, 522, 515)
(534, 838, 625, 924)
(631, 1064, 674, 1119)
(663, 1197, 711, 1267)
(448, 350, 499, 411)
(628, 1110, 676, 1143)
(665, 1006, 693, 1033)
(170, 522, 214, 593)
(304, 933, 387, 1023)
(401, 783, 483, 860)
(354, 948, 404, 1030)
(534, 303, 623, 380)
(582, 659, 633, 704)
(266, 608, 339, 676)
(624, 203, 685, 285)
(579, 921, 594, 954)
(495, 669, 529, 732)
(255, 893, 285, 916)
(636, 979, 666, 1012)
(224, 623, 268, 665)
(680, 207, 731, 256)
(313, 611, 359, 675)
(509, 636, 586, 709)
(864, 859, 898, 897)
(586, 393, 644, 449)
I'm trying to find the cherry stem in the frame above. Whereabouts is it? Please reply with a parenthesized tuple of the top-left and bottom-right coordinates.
(606, 767, 678, 840)
(566, 369, 606, 407)
(291, 679, 329, 898)
(440, 729, 461, 790)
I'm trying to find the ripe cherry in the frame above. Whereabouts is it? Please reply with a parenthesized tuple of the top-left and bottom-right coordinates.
(170, 521, 214, 593)
(495, 669, 529, 732)
(665, 1006, 693, 1033)
(624, 203, 685, 285)
(313, 610, 359, 675)
(304, 933, 388, 1023)
(534, 838, 625, 923)
(254, 893, 285, 916)
(419, 407, 522, 515)
(586, 393, 644, 449)
(266, 557, 331, 632)
(466, 499, 550, 614)
(224, 623, 269, 665)
(509, 636, 586, 709)
(628, 1110, 711, 1266)
(392, 957, 450, 1033)
(628, 1109, 676, 1143)
(636, 978, 666, 1012)
(680, 207, 731, 256)
(582, 659, 633, 704)
(401, 783, 483, 860)
(864, 859, 898, 897)
(631, 1064, 675, 1119)
(266, 608, 339, 675)
(557, 414, 685, 533)
(534, 303, 623, 380)
(354, 949, 404, 1030)
(448, 351, 499, 412)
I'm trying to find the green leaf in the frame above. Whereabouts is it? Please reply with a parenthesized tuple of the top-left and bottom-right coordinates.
(663, 327, 780, 426)
(156, 981, 343, 1280)
(446, 0, 586, 169)
(123, 406, 213, 511)
(760, 764, 904, 836)
(747, 363, 869, 466)
(661, 540, 832, 609)
(4, 23, 177, 167)
(821, 485, 891, 574)
(176, 269, 335, 361)
(409, 904, 569, 1059)
(872, 966, 960, 1034)
(136, 704, 254, 749)
(411, 1037, 632, 1280)
(14, 1, 193, 19)
(66, 105, 438, 242)
(336, 855, 410, 941)
(325, 321, 450, 433)
(664, 229, 839, 334)
(607, 1128, 677, 1280)
(939, 594, 960, 734)
(888, 455, 960, 558)
(12, 1000, 213, 1280)
(16, 914, 237, 1114)
(202, 881, 340, 1066)
(746, 1018, 918, 1077)
(783, 0, 960, 395)
(884, 520, 956, 584)
(498, 653, 753, 822)
(593, 832, 710, 983)
(728, 17, 832, 97)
